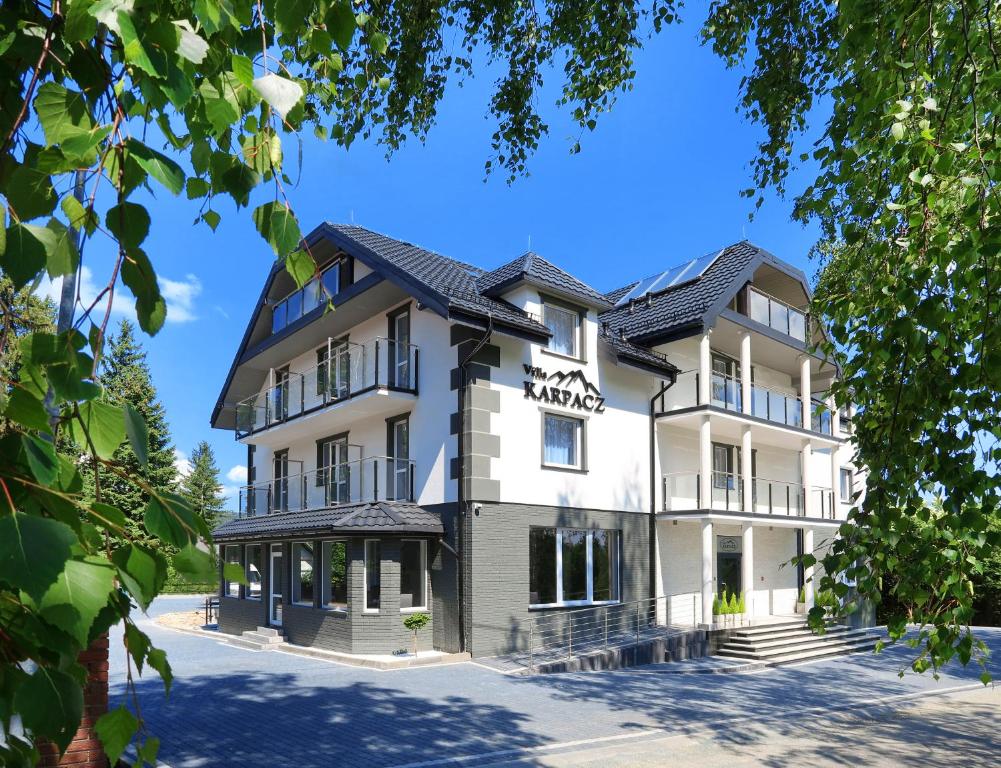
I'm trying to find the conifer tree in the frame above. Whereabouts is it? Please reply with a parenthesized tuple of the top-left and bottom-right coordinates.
(88, 319, 177, 544)
(181, 441, 226, 530)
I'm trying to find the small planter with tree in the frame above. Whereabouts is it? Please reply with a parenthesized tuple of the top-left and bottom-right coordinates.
(402, 612, 431, 657)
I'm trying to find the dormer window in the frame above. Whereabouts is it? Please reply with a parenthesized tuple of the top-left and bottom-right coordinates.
(542, 298, 583, 359)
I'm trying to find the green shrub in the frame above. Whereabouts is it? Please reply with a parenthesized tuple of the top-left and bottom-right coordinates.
(712, 595, 722, 615)
(402, 612, 431, 655)
(798, 585, 806, 604)
(737, 592, 746, 614)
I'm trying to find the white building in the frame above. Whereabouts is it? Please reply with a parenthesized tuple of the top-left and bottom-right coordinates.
(211, 225, 863, 657)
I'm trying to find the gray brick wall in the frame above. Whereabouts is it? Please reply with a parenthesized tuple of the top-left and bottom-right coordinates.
(464, 502, 651, 657)
(218, 595, 265, 635)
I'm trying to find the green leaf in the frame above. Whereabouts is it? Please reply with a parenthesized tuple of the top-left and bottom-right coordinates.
(194, 0, 238, 35)
(5, 387, 52, 432)
(112, 544, 163, 609)
(39, 556, 116, 645)
(105, 202, 151, 250)
(231, 54, 255, 88)
(274, 0, 311, 33)
(219, 164, 260, 207)
(72, 399, 125, 460)
(21, 434, 59, 485)
(60, 194, 87, 231)
(14, 667, 83, 752)
(0, 513, 75, 601)
(370, 31, 388, 55)
(173, 544, 215, 581)
(117, 10, 166, 77)
(5, 163, 57, 221)
(222, 561, 246, 584)
(88, 502, 127, 531)
(286, 249, 314, 288)
(327, 0, 356, 50)
(252, 201, 302, 257)
(144, 496, 198, 547)
(43, 218, 80, 278)
(34, 82, 96, 147)
(125, 139, 185, 195)
(146, 646, 172, 694)
(199, 79, 240, 136)
(95, 706, 139, 767)
(123, 403, 149, 468)
(0, 224, 48, 289)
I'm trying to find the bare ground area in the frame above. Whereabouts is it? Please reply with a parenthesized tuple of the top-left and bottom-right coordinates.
(154, 610, 215, 633)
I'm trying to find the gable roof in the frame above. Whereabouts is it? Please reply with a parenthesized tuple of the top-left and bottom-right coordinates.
(599, 241, 809, 344)
(319, 224, 552, 340)
(477, 251, 613, 309)
(213, 501, 444, 541)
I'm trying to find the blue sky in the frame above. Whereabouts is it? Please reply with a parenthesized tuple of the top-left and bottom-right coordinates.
(49, 19, 826, 506)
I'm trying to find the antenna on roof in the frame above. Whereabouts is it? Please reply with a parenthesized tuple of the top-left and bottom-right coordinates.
(527, 234, 532, 249)
(350, 209, 355, 224)
(742, 224, 746, 240)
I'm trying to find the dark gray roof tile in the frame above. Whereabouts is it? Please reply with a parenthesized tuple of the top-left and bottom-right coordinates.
(477, 252, 612, 308)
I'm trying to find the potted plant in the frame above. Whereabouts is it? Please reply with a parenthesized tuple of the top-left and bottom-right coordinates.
(796, 586, 807, 614)
(712, 592, 724, 626)
(736, 592, 747, 625)
(727, 591, 740, 627)
(402, 612, 431, 657)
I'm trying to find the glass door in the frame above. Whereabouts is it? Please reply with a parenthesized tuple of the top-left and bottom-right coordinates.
(273, 450, 289, 513)
(388, 417, 409, 500)
(390, 310, 410, 387)
(271, 367, 290, 423)
(269, 544, 283, 626)
(319, 437, 350, 505)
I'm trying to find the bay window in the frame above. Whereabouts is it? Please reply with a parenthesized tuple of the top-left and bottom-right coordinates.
(292, 542, 315, 606)
(529, 527, 620, 607)
(245, 544, 263, 600)
(223, 545, 241, 598)
(399, 540, 427, 611)
(543, 413, 584, 470)
(322, 540, 347, 610)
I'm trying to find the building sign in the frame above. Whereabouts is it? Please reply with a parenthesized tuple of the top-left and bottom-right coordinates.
(717, 536, 741, 554)
(523, 364, 606, 413)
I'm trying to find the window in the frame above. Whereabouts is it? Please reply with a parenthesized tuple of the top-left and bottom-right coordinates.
(400, 540, 427, 610)
(529, 528, 620, 607)
(292, 542, 315, 606)
(245, 545, 263, 600)
(712, 443, 737, 490)
(321, 261, 340, 299)
(388, 415, 410, 500)
(322, 541, 347, 610)
(224, 546, 241, 598)
(840, 468, 854, 503)
(317, 339, 351, 400)
(543, 413, 583, 470)
(317, 434, 350, 505)
(543, 302, 581, 358)
(364, 540, 381, 611)
(388, 307, 411, 388)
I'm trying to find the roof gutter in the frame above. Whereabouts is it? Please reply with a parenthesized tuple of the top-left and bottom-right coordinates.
(649, 373, 676, 606)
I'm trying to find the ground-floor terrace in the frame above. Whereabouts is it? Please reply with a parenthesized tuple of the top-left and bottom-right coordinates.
(113, 596, 1000, 768)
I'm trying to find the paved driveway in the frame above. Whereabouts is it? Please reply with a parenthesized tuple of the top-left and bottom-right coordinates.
(111, 599, 1000, 767)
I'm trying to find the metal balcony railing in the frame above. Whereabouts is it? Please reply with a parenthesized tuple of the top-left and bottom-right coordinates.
(746, 286, 809, 342)
(663, 472, 837, 519)
(234, 337, 419, 437)
(237, 456, 416, 518)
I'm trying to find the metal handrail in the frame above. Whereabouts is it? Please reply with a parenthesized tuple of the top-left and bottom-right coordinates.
(746, 285, 809, 341)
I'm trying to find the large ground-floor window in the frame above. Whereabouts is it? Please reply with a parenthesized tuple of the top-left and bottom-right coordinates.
(322, 540, 348, 610)
(245, 544, 263, 600)
(224, 545, 241, 598)
(293, 542, 315, 606)
(529, 527, 620, 607)
(399, 539, 427, 611)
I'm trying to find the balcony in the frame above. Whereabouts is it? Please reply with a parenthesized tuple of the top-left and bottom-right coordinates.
(270, 262, 341, 335)
(746, 286, 808, 342)
(661, 471, 837, 519)
(238, 455, 416, 518)
(235, 337, 418, 439)
(669, 370, 833, 436)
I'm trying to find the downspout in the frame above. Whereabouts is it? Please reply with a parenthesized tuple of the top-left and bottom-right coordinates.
(649, 375, 675, 606)
(456, 313, 494, 654)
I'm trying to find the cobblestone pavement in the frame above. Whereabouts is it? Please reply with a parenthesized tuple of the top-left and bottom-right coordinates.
(110, 602, 1000, 768)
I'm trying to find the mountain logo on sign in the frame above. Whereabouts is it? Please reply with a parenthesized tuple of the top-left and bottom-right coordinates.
(522, 364, 605, 413)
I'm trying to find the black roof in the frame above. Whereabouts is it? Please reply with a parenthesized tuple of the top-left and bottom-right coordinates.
(599, 241, 783, 343)
(599, 328, 679, 377)
(477, 251, 612, 309)
(214, 501, 444, 541)
(320, 224, 552, 341)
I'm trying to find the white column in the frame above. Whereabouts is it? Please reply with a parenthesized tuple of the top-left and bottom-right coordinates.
(802, 439, 813, 518)
(698, 330, 712, 405)
(829, 395, 841, 519)
(701, 519, 714, 624)
(740, 331, 752, 415)
(699, 415, 712, 510)
(803, 527, 815, 609)
(799, 354, 812, 428)
(741, 425, 753, 514)
(829, 394, 840, 434)
(742, 524, 754, 616)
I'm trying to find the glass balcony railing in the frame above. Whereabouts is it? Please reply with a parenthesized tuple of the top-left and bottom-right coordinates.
(747, 287, 808, 342)
(750, 382, 803, 429)
(235, 337, 418, 437)
(270, 263, 342, 335)
(237, 456, 416, 517)
(662, 472, 836, 518)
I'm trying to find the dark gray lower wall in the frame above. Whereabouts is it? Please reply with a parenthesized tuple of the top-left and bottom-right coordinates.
(464, 502, 651, 658)
(219, 595, 266, 635)
(427, 503, 461, 653)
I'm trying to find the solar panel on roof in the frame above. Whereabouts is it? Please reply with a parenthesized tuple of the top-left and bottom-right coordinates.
(614, 249, 721, 306)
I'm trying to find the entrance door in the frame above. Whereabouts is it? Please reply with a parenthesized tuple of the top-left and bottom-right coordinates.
(269, 544, 284, 626)
(717, 553, 742, 598)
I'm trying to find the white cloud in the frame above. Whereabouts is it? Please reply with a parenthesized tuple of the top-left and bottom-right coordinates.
(226, 465, 248, 484)
(38, 266, 202, 325)
(173, 448, 192, 479)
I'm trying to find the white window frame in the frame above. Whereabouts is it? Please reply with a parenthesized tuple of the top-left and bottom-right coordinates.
(541, 412, 585, 471)
(529, 528, 620, 609)
(320, 539, 348, 612)
(292, 540, 315, 607)
(840, 467, 854, 503)
(364, 539, 381, 613)
(223, 545, 241, 599)
(399, 539, 428, 613)
(542, 302, 582, 359)
(245, 544, 263, 601)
